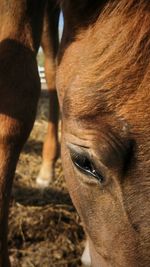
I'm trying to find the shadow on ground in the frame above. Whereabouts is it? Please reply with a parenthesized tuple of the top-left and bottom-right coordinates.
(8, 88, 85, 267)
(12, 183, 73, 208)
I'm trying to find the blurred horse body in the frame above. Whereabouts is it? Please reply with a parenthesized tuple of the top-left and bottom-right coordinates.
(36, 1, 59, 187)
(0, 1, 59, 266)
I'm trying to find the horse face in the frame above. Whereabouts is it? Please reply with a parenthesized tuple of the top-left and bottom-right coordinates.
(57, 1, 150, 266)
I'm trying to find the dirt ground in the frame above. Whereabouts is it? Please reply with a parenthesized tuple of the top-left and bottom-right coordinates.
(8, 89, 85, 267)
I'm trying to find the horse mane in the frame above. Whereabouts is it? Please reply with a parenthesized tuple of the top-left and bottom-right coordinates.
(63, 0, 150, 119)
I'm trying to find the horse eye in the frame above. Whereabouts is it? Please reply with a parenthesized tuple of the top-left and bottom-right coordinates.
(70, 150, 104, 183)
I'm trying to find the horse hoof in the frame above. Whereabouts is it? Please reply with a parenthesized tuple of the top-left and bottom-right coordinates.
(36, 175, 51, 188)
(36, 163, 54, 187)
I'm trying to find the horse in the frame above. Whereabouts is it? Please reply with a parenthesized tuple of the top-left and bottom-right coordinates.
(36, 0, 60, 187)
(0, 0, 59, 265)
(57, 0, 150, 266)
(0, 0, 150, 266)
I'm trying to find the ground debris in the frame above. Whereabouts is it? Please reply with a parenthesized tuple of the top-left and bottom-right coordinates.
(8, 90, 85, 267)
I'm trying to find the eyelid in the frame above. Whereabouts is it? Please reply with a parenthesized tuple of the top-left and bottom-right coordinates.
(67, 143, 92, 163)
(68, 144, 104, 183)
(66, 142, 90, 150)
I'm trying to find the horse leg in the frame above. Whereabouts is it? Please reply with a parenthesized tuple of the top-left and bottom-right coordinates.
(36, 2, 60, 187)
(0, 40, 41, 267)
(0, 2, 46, 265)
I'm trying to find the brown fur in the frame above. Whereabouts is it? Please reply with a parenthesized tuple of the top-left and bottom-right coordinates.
(0, 1, 60, 265)
(0, 0, 149, 266)
(57, 1, 150, 266)
(37, 0, 60, 186)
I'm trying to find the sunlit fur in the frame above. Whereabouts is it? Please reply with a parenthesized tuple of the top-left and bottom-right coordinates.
(57, 1, 150, 266)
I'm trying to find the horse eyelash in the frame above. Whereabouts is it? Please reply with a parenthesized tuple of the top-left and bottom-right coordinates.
(70, 150, 104, 183)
